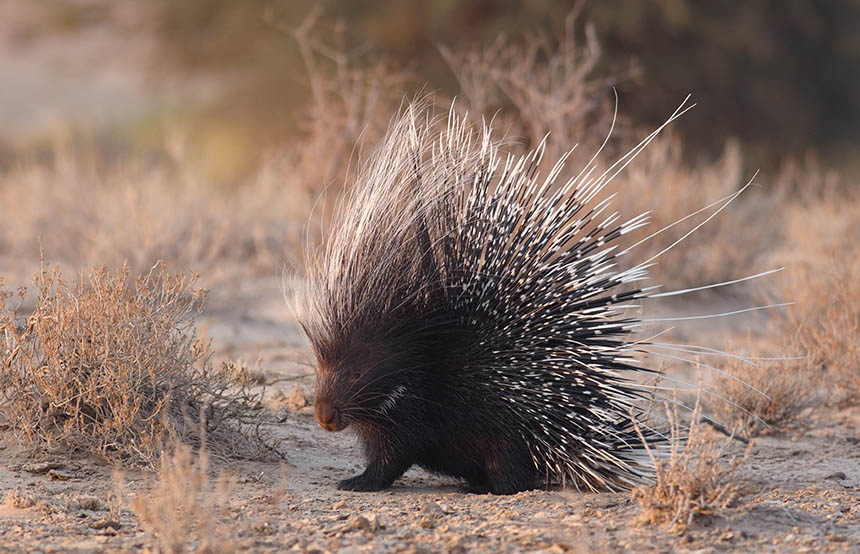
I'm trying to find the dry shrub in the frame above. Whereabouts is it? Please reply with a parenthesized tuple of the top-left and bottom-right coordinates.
(791, 258, 860, 395)
(615, 137, 786, 289)
(0, 153, 303, 283)
(767, 167, 860, 398)
(440, 6, 625, 163)
(632, 403, 746, 534)
(2, 487, 39, 510)
(282, 8, 414, 192)
(711, 348, 816, 435)
(132, 442, 237, 554)
(0, 262, 270, 466)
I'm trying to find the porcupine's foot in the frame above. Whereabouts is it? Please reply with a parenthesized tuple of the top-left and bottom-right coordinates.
(337, 472, 387, 492)
(337, 455, 411, 492)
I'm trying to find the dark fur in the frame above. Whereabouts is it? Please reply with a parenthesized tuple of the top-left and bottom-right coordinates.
(312, 319, 544, 494)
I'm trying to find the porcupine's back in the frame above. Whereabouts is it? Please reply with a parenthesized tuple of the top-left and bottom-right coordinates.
(302, 101, 693, 491)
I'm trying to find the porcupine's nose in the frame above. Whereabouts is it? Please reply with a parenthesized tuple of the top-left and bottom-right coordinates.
(315, 399, 345, 432)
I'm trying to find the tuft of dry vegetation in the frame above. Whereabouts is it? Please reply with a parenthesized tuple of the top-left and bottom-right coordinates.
(777, 260, 860, 399)
(439, 7, 626, 163)
(796, 261, 860, 396)
(766, 172, 860, 400)
(632, 403, 747, 534)
(2, 487, 39, 510)
(711, 349, 816, 436)
(131, 442, 237, 554)
(0, 262, 272, 466)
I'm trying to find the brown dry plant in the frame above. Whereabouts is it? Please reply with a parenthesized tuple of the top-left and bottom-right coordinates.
(132, 442, 237, 554)
(632, 402, 747, 534)
(711, 347, 816, 436)
(767, 168, 860, 399)
(0, 262, 271, 466)
(794, 258, 860, 396)
(439, 5, 625, 164)
(778, 258, 860, 398)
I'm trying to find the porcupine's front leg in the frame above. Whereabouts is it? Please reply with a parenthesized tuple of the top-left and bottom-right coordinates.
(337, 433, 413, 491)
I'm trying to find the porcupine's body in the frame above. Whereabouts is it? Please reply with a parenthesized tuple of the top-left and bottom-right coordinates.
(301, 101, 697, 494)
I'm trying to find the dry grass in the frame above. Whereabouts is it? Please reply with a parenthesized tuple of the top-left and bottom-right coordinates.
(0, 261, 271, 466)
(632, 402, 747, 534)
(791, 258, 860, 396)
(0, 152, 308, 284)
(439, 6, 626, 163)
(616, 137, 786, 289)
(766, 170, 860, 399)
(708, 165, 859, 425)
(711, 348, 816, 436)
(131, 442, 237, 554)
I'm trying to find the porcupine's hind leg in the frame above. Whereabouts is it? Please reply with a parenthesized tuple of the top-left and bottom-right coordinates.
(463, 440, 539, 495)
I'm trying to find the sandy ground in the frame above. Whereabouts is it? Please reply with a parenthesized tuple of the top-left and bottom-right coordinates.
(0, 273, 858, 553)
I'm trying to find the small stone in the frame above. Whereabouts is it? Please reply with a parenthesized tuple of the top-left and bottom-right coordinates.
(422, 501, 445, 517)
(351, 516, 369, 530)
(418, 516, 435, 529)
(350, 513, 380, 532)
(824, 471, 847, 481)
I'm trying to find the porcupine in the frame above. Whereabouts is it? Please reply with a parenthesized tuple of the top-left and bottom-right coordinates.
(300, 98, 765, 495)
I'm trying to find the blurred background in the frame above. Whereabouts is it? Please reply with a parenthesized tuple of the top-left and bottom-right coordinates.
(2, 0, 859, 182)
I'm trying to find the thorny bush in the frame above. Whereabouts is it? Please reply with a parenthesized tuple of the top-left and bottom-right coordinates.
(0, 262, 274, 467)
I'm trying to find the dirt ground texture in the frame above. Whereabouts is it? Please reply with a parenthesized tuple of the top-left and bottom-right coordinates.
(0, 273, 857, 554)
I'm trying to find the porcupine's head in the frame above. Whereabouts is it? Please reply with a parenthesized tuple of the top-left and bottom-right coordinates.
(303, 298, 448, 432)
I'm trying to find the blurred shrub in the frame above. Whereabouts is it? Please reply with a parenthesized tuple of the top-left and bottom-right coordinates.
(8, 1, 860, 170)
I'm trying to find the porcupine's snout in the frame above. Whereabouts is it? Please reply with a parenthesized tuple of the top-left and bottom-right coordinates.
(315, 396, 346, 432)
